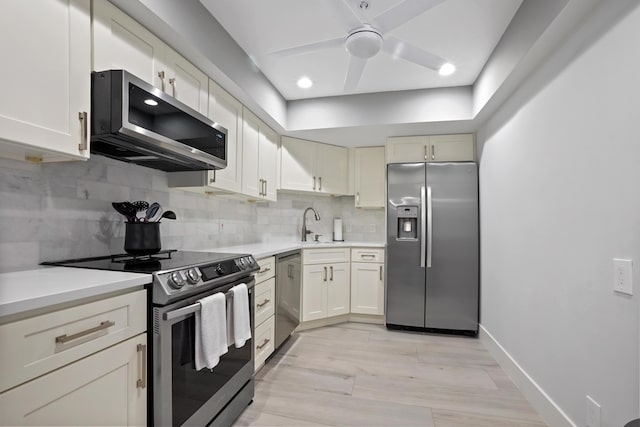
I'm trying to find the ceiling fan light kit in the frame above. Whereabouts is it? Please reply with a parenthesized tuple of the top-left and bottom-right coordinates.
(345, 28, 383, 59)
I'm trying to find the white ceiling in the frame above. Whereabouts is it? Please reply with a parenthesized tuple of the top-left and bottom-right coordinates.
(200, 0, 522, 100)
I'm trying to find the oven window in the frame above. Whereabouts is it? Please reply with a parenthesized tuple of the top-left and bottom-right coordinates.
(171, 315, 252, 426)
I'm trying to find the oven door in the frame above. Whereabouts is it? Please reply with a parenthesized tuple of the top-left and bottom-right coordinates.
(152, 277, 255, 426)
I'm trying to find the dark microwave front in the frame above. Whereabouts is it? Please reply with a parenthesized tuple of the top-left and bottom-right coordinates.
(91, 69, 227, 172)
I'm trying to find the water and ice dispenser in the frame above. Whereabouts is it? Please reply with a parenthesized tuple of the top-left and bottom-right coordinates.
(396, 206, 418, 239)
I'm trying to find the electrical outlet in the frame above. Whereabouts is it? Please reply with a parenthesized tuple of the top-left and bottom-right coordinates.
(369, 224, 376, 233)
(613, 258, 633, 295)
(586, 395, 601, 427)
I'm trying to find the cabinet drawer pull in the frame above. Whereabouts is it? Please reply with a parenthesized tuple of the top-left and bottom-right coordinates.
(313, 176, 316, 191)
(319, 177, 322, 191)
(78, 112, 88, 151)
(136, 343, 147, 389)
(361, 254, 376, 258)
(158, 70, 166, 91)
(257, 298, 271, 308)
(257, 338, 271, 350)
(431, 145, 435, 160)
(169, 77, 176, 97)
(379, 265, 383, 281)
(329, 266, 333, 281)
(55, 320, 115, 344)
(323, 266, 327, 281)
(356, 192, 360, 204)
(257, 267, 271, 274)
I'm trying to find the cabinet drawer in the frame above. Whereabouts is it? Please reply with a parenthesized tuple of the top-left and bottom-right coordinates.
(303, 247, 350, 265)
(254, 277, 275, 326)
(254, 315, 275, 371)
(255, 256, 275, 283)
(0, 290, 147, 393)
(351, 248, 385, 263)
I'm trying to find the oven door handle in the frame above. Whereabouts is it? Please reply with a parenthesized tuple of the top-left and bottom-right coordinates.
(164, 291, 237, 321)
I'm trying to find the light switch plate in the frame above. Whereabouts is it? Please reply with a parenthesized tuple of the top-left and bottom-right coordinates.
(613, 258, 633, 295)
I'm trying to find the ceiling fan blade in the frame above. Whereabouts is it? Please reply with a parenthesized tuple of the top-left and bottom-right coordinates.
(344, 56, 367, 91)
(334, 0, 365, 32)
(270, 37, 344, 57)
(382, 36, 446, 71)
(372, 0, 446, 34)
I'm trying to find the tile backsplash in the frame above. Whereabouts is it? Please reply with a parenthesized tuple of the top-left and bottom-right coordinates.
(0, 155, 384, 272)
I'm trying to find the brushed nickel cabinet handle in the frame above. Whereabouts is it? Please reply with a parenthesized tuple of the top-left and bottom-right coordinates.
(424, 145, 428, 160)
(431, 145, 435, 160)
(257, 298, 271, 308)
(362, 254, 376, 258)
(259, 179, 264, 196)
(78, 112, 88, 151)
(257, 338, 270, 350)
(329, 266, 333, 281)
(379, 265, 383, 281)
(136, 343, 147, 389)
(169, 77, 176, 97)
(55, 320, 115, 344)
(313, 176, 316, 191)
(319, 177, 322, 191)
(288, 264, 293, 279)
(356, 192, 360, 205)
(323, 266, 327, 281)
(264, 180, 268, 196)
(209, 170, 216, 184)
(258, 267, 271, 274)
(157, 70, 165, 91)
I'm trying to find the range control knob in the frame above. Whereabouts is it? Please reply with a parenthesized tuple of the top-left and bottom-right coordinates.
(215, 264, 225, 275)
(186, 268, 201, 284)
(168, 271, 185, 289)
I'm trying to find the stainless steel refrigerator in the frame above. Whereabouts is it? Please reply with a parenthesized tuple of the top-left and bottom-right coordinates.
(386, 162, 479, 335)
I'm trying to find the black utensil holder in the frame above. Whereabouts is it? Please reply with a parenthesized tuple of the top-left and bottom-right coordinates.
(124, 222, 161, 255)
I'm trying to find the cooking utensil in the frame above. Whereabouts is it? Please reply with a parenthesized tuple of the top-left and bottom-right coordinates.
(159, 210, 177, 221)
(112, 201, 137, 222)
(131, 200, 149, 212)
(145, 202, 161, 221)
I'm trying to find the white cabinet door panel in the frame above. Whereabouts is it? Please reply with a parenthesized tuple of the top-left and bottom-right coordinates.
(302, 265, 327, 322)
(280, 136, 315, 192)
(164, 47, 208, 114)
(327, 263, 350, 317)
(241, 108, 261, 198)
(317, 143, 348, 195)
(386, 136, 428, 164)
(259, 125, 279, 201)
(355, 147, 385, 208)
(351, 262, 384, 315)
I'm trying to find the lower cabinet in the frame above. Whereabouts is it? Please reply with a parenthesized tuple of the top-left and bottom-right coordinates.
(301, 248, 351, 322)
(253, 257, 276, 372)
(0, 333, 147, 426)
(351, 248, 385, 315)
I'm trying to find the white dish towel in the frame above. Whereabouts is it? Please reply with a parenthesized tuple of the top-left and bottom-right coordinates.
(229, 283, 251, 348)
(195, 292, 228, 370)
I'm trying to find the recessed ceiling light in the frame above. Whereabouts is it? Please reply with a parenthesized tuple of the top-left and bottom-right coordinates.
(439, 63, 456, 76)
(297, 77, 313, 89)
(144, 99, 158, 106)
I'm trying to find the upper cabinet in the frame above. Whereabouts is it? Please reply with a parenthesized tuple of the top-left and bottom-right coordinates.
(281, 136, 348, 195)
(0, 0, 91, 163)
(93, 1, 207, 115)
(167, 79, 244, 195)
(386, 134, 475, 163)
(242, 108, 278, 201)
(354, 147, 385, 208)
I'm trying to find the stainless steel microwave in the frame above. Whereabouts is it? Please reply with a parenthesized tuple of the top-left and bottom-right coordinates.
(91, 70, 227, 172)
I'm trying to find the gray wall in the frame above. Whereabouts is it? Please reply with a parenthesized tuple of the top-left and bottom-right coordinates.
(0, 155, 383, 273)
(477, 2, 640, 426)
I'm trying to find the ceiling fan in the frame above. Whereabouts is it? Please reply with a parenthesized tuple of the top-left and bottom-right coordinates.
(270, 0, 454, 92)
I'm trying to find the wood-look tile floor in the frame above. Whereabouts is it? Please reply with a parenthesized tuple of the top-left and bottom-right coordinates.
(233, 323, 547, 427)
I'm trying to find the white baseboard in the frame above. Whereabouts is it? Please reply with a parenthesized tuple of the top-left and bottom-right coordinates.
(479, 325, 576, 427)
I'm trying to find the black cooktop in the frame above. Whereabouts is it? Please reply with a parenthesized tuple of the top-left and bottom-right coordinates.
(43, 250, 244, 274)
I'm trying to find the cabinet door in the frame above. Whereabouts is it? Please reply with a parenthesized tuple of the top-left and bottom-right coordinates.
(0, 334, 147, 426)
(355, 147, 385, 208)
(259, 124, 279, 201)
(302, 265, 327, 322)
(351, 262, 384, 315)
(327, 263, 350, 317)
(92, 0, 165, 89)
(164, 46, 208, 114)
(208, 79, 243, 193)
(0, 0, 90, 162)
(280, 137, 316, 192)
(241, 108, 261, 198)
(316, 143, 348, 195)
(386, 136, 428, 163)
(428, 134, 475, 162)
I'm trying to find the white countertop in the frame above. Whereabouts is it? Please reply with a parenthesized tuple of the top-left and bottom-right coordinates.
(199, 241, 385, 259)
(0, 267, 150, 318)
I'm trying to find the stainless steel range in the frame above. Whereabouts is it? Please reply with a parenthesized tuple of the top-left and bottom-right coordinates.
(44, 250, 259, 426)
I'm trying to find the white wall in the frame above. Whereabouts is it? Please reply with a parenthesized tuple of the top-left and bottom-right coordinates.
(478, 3, 640, 426)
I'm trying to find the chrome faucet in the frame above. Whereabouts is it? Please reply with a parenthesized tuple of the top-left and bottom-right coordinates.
(301, 207, 321, 242)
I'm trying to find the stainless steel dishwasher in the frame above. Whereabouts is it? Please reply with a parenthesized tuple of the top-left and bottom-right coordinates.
(275, 250, 302, 349)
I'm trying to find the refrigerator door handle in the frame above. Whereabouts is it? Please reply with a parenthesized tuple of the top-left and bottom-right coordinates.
(427, 185, 433, 268)
(420, 186, 426, 268)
